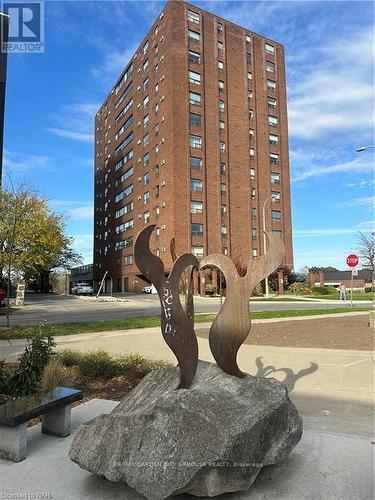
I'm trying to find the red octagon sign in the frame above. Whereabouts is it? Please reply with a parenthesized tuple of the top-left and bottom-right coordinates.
(346, 254, 359, 268)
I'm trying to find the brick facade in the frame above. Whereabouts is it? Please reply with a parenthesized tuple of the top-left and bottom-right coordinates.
(93, 0, 293, 293)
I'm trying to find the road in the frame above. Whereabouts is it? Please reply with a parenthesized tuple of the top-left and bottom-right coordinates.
(0, 293, 370, 326)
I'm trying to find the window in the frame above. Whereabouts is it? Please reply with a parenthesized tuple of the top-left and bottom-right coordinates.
(115, 149, 133, 171)
(249, 128, 254, 138)
(265, 43, 275, 54)
(268, 115, 278, 127)
(220, 162, 226, 174)
(221, 183, 226, 193)
(266, 61, 275, 73)
(217, 22, 223, 32)
(272, 210, 281, 221)
(189, 91, 201, 106)
(143, 133, 149, 146)
(189, 70, 201, 85)
(191, 223, 203, 236)
(143, 41, 148, 54)
(143, 152, 150, 165)
(115, 201, 133, 218)
(251, 187, 256, 199)
(221, 204, 227, 215)
(221, 225, 227, 236)
(143, 172, 150, 185)
(155, 184, 160, 197)
(219, 80, 224, 91)
(249, 109, 254, 119)
(143, 211, 150, 224)
(219, 100, 225, 112)
(268, 97, 277, 109)
(218, 61, 224, 70)
(190, 156, 202, 170)
(219, 121, 225, 131)
(270, 153, 279, 164)
(272, 229, 282, 238)
(115, 167, 134, 187)
(252, 249, 258, 257)
(220, 141, 226, 153)
(154, 64, 159, 75)
(189, 134, 202, 148)
(191, 178, 203, 192)
(115, 238, 134, 251)
(189, 112, 201, 126)
(115, 218, 134, 234)
(248, 90, 253, 100)
(154, 123, 159, 135)
(267, 79, 276, 91)
(271, 171, 280, 184)
(115, 63, 133, 95)
(115, 184, 133, 203)
(191, 200, 203, 214)
(143, 114, 149, 127)
(250, 168, 255, 179)
(143, 77, 149, 91)
(271, 191, 281, 202)
(143, 59, 149, 72)
(189, 50, 201, 64)
(269, 134, 279, 145)
(217, 41, 224, 51)
(249, 148, 255, 158)
(154, 103, 159, 114)
(191, 246, 204, 258)
(223, 247, 228, 255)
(246, 34, 251, 43)
(143, 191, 150, 204)
(115, 98, 133, 123)
(143, 95, 149, 108)
(115, 132, 133, 155)
(187, 10, 200, 23)
(124, 255, 133, 265)
(251, 207, 256, 219)
(188, 29, 200, 44)
(115, 114, 133, 141)
(251, 228, 257, 240)
(155, 144, 160, 154)
(155, 83, 159, 93)
(154, 44, 158, 55)
(247, 72, 252, 81)
(247, 53, 252, 65)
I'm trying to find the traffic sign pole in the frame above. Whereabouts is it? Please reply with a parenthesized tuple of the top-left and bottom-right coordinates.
(346, 254, 359, 308)
(350, 270, 353, 308)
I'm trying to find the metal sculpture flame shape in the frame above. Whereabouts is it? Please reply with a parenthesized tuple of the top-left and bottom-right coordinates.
(134, 225, 199, 389)
(199, 232, 285, 378)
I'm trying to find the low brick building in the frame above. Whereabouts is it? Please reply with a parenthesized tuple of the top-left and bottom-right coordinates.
(309, 269, 373, 292)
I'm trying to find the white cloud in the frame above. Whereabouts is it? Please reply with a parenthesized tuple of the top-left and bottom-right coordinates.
(3, 150, 53, 173)
(50, 200, 93, 221)
(294, 228, 359, 238)
(331, 196, 375, 210)
(70, 233, 93, 265)
(47, 128, 93, 143)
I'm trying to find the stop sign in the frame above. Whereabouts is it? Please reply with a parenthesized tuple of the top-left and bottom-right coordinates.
(346, 254, 359, 268)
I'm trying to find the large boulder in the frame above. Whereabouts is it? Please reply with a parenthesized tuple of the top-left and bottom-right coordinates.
(69, 361, 302, 499)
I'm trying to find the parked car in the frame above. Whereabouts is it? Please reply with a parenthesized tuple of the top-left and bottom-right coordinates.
(142, 284, 157, 294)
(71, 283, 94, 295)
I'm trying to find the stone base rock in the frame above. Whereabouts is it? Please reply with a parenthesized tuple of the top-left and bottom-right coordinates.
(69, 361, 302, 499)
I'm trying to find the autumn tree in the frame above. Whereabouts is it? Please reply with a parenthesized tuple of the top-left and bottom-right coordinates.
(357, 231, 375, 288)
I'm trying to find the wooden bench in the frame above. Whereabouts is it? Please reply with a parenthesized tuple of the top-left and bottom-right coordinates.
(0, 387, 82, 462)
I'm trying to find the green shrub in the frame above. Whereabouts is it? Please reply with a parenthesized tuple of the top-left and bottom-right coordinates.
(40, 358, 74, 392)
(288, 283, 312, 296)
(312, 286, 338, 295)
(57, 348, 83, 367)
(365, 287, 374, 293)
(78, 349, 118, 379)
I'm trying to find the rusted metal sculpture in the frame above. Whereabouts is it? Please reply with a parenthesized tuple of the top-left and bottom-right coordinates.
(200, 232, 285, 378)
(134, 225, 199, 389)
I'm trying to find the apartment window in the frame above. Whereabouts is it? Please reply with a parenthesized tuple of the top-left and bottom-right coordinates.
(143, 132, 149, 146)
(154, 123, 159, 135)
(271, 191, 281, 202)
(220, 141, 226, 153)
(189, 91, 201, 106)
(143, 172, 150, 185)
(249, 109, 254, 119)
(270, 153, 279, 164)
(154, 64, 159, 75)
(189, 134, 202, 148)
(271, 171, 280, 184)
(269, 133, 279, 145)
(249, 148, 255, 158)
(144, 211, 150, 224)
(268, 97, 277, 109)
(189, 70, 201, 85)
(190, 156, 202, 170)
(143, 59, 149, 72)
(143, 191, 150, 204)
(219, 121, 225, 131)
(220, 162, 226, 174)
(251, 187, 256, 198)
(115, 201, 133, 218)
(246, 34, 251, 43)
(115, 132, 133, 155)
(115, 63, 133, 95)
(189, 112, 201, 126)
(143, 152, 150, 165)
(252, 249, 258, 257)
(219, 100, 225, 112)
(155, 184, 160, 197)
(115, 114, 133, 141)
(251, 207, 256, 219)
(223, 247, 228, 256)
(154, 103, 159, 114)
(250, 168, 255, 179)
(189, 50, 201, 64)
(247, 72, 252, 81)
(221, 225, 228, 236)
(143, 114, 149, 127)
(154, 44, 158, 55)
(115, 218, 134, 234)
(155, 83, 159, 93)
(187, 10, 200, 23)
(249, 128, 254, 138)
(266, 61, 275, 73)
(188, 29, 200, 44)
(265, 43, 275, 54)
(272, 229, 282, 238)
(124, 255, 133, 266)
(143, 77, 149, 91)
(143, 41, 149, 54)
(217, 41, 224, 51)
(268, 115, 278, 127)
(191, 223, 203, 236)
(221, 204, 227, 215)
(191, 200, 203, 214)
(191, 178, 203, 192)
(247, 53, 252, 65)
(115, 238, 133, 251)
(272, 210, 281, 221)
(192, 246, 204, 258)
(155, 144, 160, 154)
(221, 183, 226, 193)
(115, 149, 133, 171)
(143, 95, 149, 108)
(218, 80, 224, 91)
(248, 90, 253, 100)
(251, 228, 257, 240)
(267, 79, 276, 91)
(115, 98, 133, 124)
(218, 61, 224, 70)
(217, 22, 223, 32)
(115, 167, 134, 187)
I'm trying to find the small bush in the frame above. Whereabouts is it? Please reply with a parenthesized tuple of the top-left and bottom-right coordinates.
(78, 349, 118, 379)
(288, 283, 312, 296)
(40, 358, 74, 392)
(312, 286, 338, 295)
(57, 348, 83, 367)
(365, 287, 374, 293)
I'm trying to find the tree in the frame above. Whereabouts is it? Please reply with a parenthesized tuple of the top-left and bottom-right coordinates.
(357, 231, 375, 285)
(308, 266, 339, 273)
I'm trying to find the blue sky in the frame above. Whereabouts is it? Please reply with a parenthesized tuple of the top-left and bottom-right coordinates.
(3, 0, 374, 271)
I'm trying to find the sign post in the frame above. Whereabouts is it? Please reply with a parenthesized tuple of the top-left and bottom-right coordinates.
(346, 254, 359, 308)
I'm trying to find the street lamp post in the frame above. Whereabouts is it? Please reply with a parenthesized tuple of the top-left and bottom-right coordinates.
(262, 194, 276, 299)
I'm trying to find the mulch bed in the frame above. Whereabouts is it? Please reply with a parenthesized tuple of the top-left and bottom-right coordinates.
(197, 314, 374, 351)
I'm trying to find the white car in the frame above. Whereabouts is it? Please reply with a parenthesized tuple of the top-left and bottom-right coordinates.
(71, 283, 94, 295)
(142, 284, 157, 294)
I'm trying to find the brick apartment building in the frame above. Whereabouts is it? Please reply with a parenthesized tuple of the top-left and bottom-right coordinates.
(93, 0, 293, 293)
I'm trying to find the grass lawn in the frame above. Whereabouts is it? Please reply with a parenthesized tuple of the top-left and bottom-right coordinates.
(308, 292, 374, 301)
(0, 307, 370, 340)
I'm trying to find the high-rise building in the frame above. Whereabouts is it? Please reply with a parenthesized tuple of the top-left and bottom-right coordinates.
(93, 0, 293, 293)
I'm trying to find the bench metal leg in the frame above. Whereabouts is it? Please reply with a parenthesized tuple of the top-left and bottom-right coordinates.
(0, 423, 27, 462)
(41, 404, 71, 438)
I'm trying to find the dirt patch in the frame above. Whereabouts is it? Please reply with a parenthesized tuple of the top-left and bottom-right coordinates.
(197, 314, 374, 351)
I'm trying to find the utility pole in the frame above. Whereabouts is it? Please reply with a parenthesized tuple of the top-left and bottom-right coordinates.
(0, 12, 9, 187)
